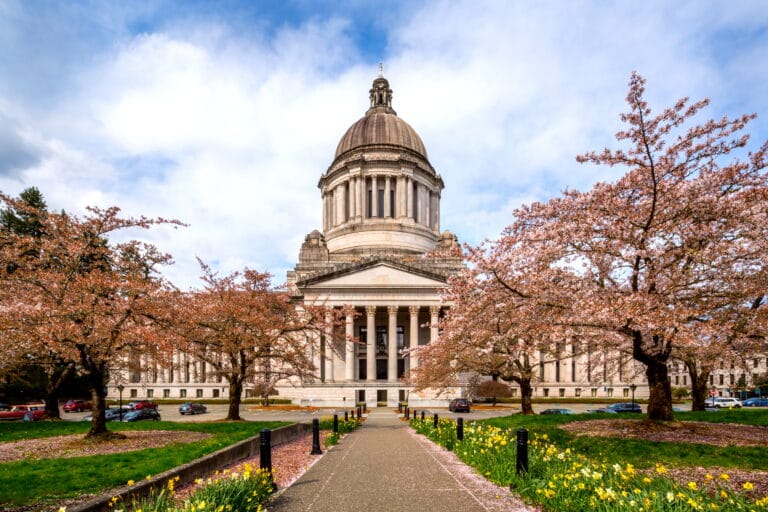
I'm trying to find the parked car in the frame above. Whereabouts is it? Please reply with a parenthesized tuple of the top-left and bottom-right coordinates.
(448, 398, 471, 412)
(63, 399, 92, 412)
(0, 402, 10, 411)
(540, 408, 575, 415)
(127, 400, 158, 410)
(121, 408, 161, 422)
(711, 397, 742, 408)
(588, 403, 642, 414)
(179, 402, 207, 415)
(81, 407, 125, 422)
(0, 404, 45, 421)
(742, 397, 768, 407)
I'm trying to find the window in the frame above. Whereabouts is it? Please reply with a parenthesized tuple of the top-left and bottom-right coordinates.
(130, 389, 138, 398)
(359, 327, 368, 354)
(196, 389, 203, 398)
(590, 388, 597, 398)
(606, 388, 614, 397)
(510, 388, 517, 397)
(377, 189, 384, 217)
(683, 376, 687, 386)
(147, 389, 154, 398)
(559, 388, 565, 398)
(709, 375, 714, 385)
(245, 389, 253, 398)
(543, 388, 549, 397)
(213, 389, 220, 398)
(366, 188, 372, 217)
(389, 189, 395, 218)
(397, 326, 405, 350)
(555, 361, 561, 382)
(163, 389, 170, 398)
(729, 374, 734, 385)
(376, 326, 387, 355)
(623, 388, 629, 398)
(575, 388, 581, 397)
(719, 374, 724, 385)
(675, 375, 679, 385)
(180, 389, 187, 398)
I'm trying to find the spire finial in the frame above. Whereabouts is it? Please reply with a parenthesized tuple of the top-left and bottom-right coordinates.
(378, 62, 384, 78)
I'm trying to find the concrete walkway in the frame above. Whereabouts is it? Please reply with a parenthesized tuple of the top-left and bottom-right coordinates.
(265, 409, 535, 512)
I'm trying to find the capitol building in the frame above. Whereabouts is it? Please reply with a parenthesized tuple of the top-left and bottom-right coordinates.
(107, 72, 764, 407)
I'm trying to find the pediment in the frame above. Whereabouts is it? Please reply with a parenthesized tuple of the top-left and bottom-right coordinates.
(299, 261, 448, 289)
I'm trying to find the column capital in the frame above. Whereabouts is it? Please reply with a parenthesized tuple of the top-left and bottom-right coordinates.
(408, 305, 420, 316)
(387, 305, 399, 315)
(429, 305, 441, 316)
(365, 305, 376, 317)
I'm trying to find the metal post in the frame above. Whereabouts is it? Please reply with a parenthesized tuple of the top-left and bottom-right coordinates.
(421, 411, 425, 422)
(516, 428, 528, 474)
(260, 429, 274, 486)
(333, 414, 339, 434)
(457, 417, 464, 441)
(433, 413, 438, 428)
(630, 383, 637, 411)
(398, 402, 402, 413)
(311, 418, 323, 455)
(345, 411, 348, 422)
(405, 407, 410, 419)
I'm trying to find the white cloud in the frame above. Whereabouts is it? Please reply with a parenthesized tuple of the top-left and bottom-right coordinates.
(1, 0, 766, 288)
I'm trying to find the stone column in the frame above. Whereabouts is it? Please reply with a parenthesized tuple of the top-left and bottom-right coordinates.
(345, 312, 355, 381)
(359, 176, 365, 218)
(324, 311, 334, 382)
(409, 306, 420, 371)
(435, 192, 440, 232)
(371, 175, 378, 218)
(406, 177, 413, 219)
(388, 306, 398, 381)
(366, 306, 376, 381)
(429, 306, 440, 342)
(384, 176, 391, 217)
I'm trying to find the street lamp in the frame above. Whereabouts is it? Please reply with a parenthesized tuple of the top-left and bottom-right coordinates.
(630, 383, 637, 411)
(117, 384, 124, 421)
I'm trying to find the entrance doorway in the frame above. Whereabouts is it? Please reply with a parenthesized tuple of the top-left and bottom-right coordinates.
(376, 389, 387, 406)
(357, 389, 365, 404)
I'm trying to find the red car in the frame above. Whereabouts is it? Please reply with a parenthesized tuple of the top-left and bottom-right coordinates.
(63, 400, 92, 412)
(128, 400, 158, 410)
(0, 404, 45, 421)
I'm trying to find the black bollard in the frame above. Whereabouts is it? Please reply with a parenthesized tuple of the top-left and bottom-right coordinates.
(333, 414, 339, 434)
(398, 402, 402, 413)
(457, 417, 464, 441)
(516, 428, 528, 474)
(357, 405, 361, 418)
(310, 418, 323, 455)
(344, 411, 348, 422)
(421, 411, 425, 422)
(433, 413, 438, 428)
(405, 407, 410, 419)
(260, 429, 274, 487)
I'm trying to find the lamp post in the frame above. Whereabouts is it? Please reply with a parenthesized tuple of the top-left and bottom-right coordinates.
(630, 383, 637, 411)
(117, 384, 124, 421)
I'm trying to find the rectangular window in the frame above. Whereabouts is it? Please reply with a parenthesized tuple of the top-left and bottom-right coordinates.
(591, 388, 597, 397)
(196, 389, 203, 398)
(575, 388, 581, 397)
(683, 376, 687, 386)
(543, 388, 549, 397)
(377, 189, 385, 217)
(709, 374, 714, 385)
(729, 374, 735, 385)
(366, 187, 372, 218)
(606, 388, 613, 397)
(510, 388, 517, 397)
(397, 326, 405, 350)
(571, 360, 576, 382)
(675, 375, 679, 385)
(130, 389, 138, 398)
(359, 327, 367, 354)
(180, 389, 187, 398)
(555, 361, 561, 382)
(376, 326, 387, 355)
(213, 389, 220, 398)
(147, 389, 154, 398)
(389, 189, 395, 218)
(623, 388, 629, 398)
(719, 374, 724, 385)
(163, 389, 170, 398)
(245, 389, 253, 398)
(559, 388, 565, 398)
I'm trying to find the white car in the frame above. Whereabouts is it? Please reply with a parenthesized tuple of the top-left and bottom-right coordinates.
(711, 397, 742, 408)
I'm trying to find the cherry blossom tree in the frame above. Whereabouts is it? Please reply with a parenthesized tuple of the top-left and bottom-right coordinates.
(0, 193, 181, 437)
(172, 261, 330, 420)
(502, 73, 768, 420)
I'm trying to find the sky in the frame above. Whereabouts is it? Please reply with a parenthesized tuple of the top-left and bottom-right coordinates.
(1, 0, 767, 289)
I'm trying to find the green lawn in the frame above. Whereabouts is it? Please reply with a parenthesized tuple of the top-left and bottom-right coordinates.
(0, 420, 288, 508)
(481, 408, 768, 471)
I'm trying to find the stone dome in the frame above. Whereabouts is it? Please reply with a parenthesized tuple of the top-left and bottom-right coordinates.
(333, 75, 428, 160)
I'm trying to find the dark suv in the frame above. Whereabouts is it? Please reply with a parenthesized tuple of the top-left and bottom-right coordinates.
(606, 402, 642, 413)
(448, 398, 471, 412)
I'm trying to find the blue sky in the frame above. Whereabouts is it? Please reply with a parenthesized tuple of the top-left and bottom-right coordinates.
(1, 1, 767, 289)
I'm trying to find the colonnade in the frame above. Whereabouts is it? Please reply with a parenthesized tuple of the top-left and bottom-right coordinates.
(322, 172, 440, 232)
(319, 304, 442, 383)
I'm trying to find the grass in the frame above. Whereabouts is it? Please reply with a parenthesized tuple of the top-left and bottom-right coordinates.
(482, 409, 768, 471)
(0, 420, 288, 508)
(412, 409, 768, 511)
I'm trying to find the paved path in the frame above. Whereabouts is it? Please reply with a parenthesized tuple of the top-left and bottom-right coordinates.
(266, 409, 535, 512)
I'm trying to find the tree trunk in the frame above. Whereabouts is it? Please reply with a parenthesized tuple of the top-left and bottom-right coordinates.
(687, 361, 711, 411)
(85, 370, 109, 437)
(43, 363, 74, 420)
(518, 378, 535, 414)
(227, 379, 243, 420)
(262, 392, 270, 407)
(644, 359, 674, 421)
